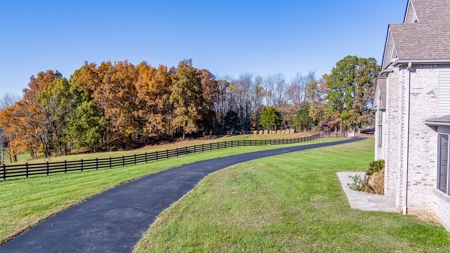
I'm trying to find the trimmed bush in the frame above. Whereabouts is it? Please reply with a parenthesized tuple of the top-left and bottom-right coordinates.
(366, 160, 385, 176)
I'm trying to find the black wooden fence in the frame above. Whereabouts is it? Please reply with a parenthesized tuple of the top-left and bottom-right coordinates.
(0, 133, 345, 180)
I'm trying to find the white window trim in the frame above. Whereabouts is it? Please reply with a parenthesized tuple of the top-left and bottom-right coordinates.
(437, 133, 450, 195)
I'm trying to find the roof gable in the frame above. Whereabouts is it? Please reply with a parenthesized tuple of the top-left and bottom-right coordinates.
(390, 23, 450, 61)
(404, 0, 419, 23)
(406, 0, 450, 24)
(381, 29, 397, 70)
(380, 0, 450, 69)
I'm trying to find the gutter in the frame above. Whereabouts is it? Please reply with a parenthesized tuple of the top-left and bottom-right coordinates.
(403, 62, 412, 215)
(379, 69, 394, 76)
(424, 121, 450, 127)
(394, 59, 450, 65)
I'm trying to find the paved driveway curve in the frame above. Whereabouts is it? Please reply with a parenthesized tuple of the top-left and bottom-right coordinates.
(0, 138, 363, 253)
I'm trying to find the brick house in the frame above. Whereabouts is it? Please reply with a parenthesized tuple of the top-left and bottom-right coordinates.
(373, 0, 450, 230)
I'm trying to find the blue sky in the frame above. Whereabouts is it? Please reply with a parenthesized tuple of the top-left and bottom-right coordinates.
(0, 0, 406, 98)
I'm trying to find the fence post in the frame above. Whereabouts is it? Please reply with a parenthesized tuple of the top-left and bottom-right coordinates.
(185, 146, 187, 155)
(64, 160, 67, 173)
(96, 158, 98, 170)
(145, 152, 148, 163)
(134, 154, 137, 164)
(210, 142, 212, 151)
(26, 163, 29, 178)
(156, 151, 158, 161)
(176, 148, 178, 157)
(194, 145, 196, 153)
(3, 164, 5, 180)
(166, 149, 168, 159)
(202, 144, 204, 152)
(47, 161, 50, 175)
(80, 160, 83, 172)
(217, 142, 219, 150)
(122, 156, 125, 167)
(109, 157, 112, 168)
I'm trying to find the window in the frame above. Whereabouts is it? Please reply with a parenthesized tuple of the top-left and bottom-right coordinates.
(378, 126, 383, 147)
(438, 134, 450, 195)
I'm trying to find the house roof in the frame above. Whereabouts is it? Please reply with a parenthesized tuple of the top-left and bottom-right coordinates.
(411, 0, 450, 24)
(381, 0, 450, 70)
(390, 23, 450, 61)
(425, 114, 450, 126)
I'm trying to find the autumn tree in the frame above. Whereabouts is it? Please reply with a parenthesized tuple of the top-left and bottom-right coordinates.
(38, 77, 73, 155)
(326, 56, 379, 132)
(199, 69, 219, 133)
(68, 69, 105, 151)
(308, 74, 329, 127)
(0, 93, 20, 164)
(22, 70, 63, 158)
(170, 59, 204, 139)
(135, 63, 172, 140)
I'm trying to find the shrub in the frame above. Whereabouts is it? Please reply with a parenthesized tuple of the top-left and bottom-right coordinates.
(366, 160, 385, 176)
(348, 160, 385, 195)
(348, 174, 362, 191)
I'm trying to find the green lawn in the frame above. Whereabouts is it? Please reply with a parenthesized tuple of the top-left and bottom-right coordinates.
(0, 138, 339, 245)
(134, 139, 450, 252)
(4, 132, 316, 165)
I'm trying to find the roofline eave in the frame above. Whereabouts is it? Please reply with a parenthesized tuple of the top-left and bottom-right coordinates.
(425, 121, 450, 127)
(394, 59, 450, 65)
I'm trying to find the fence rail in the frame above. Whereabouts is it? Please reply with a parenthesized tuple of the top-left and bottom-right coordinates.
(0, 133, 346, 180)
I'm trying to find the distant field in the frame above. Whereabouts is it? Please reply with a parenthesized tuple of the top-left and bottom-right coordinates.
(134, 138, 450, 252)
(0, 138, 339, 245)
(4, 132, 317, 165)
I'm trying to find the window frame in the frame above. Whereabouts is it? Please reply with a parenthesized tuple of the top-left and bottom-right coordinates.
(437, 133, 450, 195)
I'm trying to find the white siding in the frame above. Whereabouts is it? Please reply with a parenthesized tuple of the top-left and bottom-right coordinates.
(382, 31, 395, 70)
(404, 1, 419, 23)
(439, 66, 450, 116)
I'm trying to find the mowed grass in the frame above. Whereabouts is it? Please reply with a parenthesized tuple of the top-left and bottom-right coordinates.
(134, 139, 450, 253)
(0, 138, 339, 245)
(5, 132, 315, 164)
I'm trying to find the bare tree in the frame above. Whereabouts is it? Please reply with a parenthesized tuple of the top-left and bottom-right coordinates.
(287, 71, 316, 110)
(0, 93, 21, 110)
(250, 75, 265, 129)
(264, 72, 288, 107)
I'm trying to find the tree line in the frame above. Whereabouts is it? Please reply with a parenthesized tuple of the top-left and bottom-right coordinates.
(0, 55, 379, 163)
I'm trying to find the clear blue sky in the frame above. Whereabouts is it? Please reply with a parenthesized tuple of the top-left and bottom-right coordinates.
(0, 0, 406, 98)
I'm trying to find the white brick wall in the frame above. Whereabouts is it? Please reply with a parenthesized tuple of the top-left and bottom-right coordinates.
(382, 64, 450, 230)
(406, 65, 439, 213)
(434, 189, 450, 231)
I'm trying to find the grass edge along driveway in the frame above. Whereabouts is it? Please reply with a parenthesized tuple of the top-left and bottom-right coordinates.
(134, 139, 450, 253)
(0, 138, 342, 245)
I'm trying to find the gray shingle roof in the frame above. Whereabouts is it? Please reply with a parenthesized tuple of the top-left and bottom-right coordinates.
(412, 0, 450, 24)
(390, 23, 450, 61)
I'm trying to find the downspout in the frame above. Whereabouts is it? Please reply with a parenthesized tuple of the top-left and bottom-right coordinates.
(403, 62, 412, 215)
